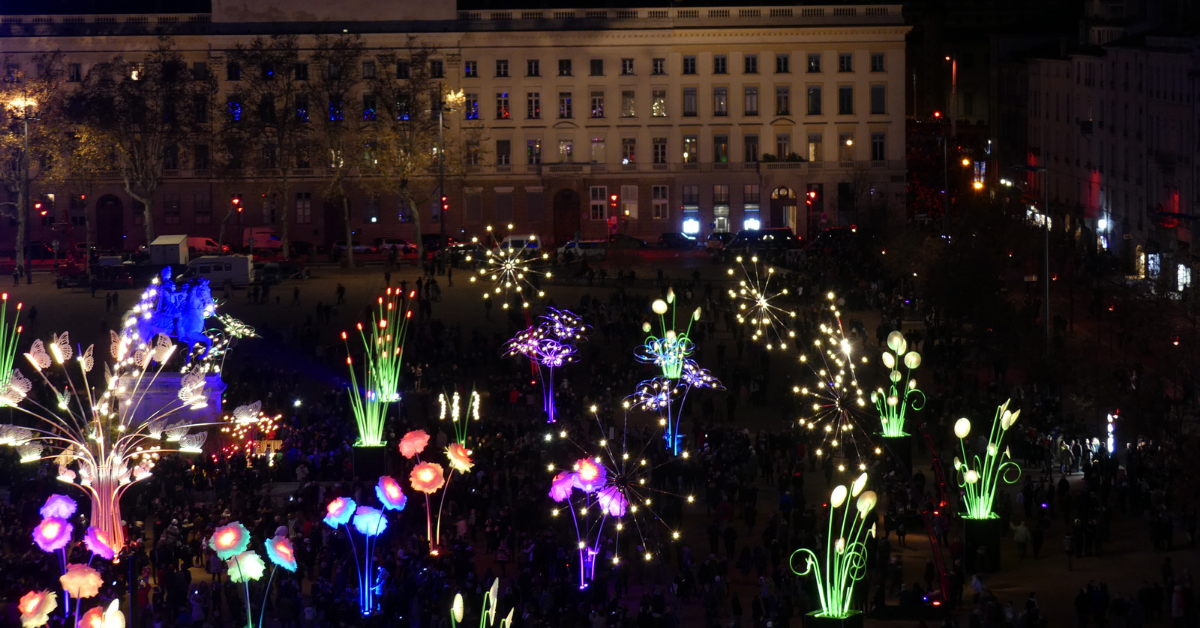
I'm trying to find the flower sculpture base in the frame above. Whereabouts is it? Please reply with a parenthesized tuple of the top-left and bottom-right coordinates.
(804, 610, 864, 628)
(353, 445, 387, 479)
(880, 434, 912, 472)
(963, 516, 1003, 574)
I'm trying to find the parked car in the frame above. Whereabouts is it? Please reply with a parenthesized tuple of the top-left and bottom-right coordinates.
(187, 237, 229, 255)
(705, 232, 735, 251)
(446, 242, 487, 265)
(608, 234, 648, 249)
(657, 232, 698, 249)
(500, 234, 542, 251)
(727, 228, 802, 252)
(421, 234, 459, 253)
(332, 240, 375, 254)
(558, 240, 608, 259)
(374, 237, 416, 254)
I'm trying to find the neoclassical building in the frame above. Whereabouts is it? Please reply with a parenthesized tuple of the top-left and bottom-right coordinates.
(2, 0, 909, 251)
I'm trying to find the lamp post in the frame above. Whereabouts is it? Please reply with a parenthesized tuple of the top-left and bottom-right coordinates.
(435, 88, 465, 248)
(7, 96, 39, 284)
(1014, 164, 1051, 350)
(945, 55, 957, 139)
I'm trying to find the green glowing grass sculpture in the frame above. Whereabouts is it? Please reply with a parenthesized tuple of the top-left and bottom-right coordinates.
(343, 289, 413, 448)
(0, 294, 22, 397)
(954, 400, 1022, 520)
(790, 473, 877, 619)
(871, 331, 926, 438)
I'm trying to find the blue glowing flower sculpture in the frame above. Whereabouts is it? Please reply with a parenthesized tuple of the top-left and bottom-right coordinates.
(541, 308, 591, 342)
(634, 333, 694, 380)
(352, 506, 388, 537)
(626, 378, 679, 413)
(681, 359, 724, 391)
(266, 535, 298, 572)
(375, 476, 408, 511)
(535, 339, 576, 368)
(323, 497, 357, 528)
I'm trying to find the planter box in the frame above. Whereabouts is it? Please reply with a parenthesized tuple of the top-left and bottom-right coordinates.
(964, 516, 1003, 573)
(804, 611, 864, 628)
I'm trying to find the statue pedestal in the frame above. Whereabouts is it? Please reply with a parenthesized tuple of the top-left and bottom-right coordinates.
(116, 373, 226, 428)
(353, 446, 387, 480)
(964, 516, 1003, 574)
(804, 611, 864, 628)
(880, 434, 913, 473)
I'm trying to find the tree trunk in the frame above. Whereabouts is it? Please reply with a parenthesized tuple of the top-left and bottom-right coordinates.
(342, 194, 354, 267)
(127, 186, 156, 246)
(13, 184, 28, 279)
(279, 176, 292, 259)
(401, 184, 424, 262)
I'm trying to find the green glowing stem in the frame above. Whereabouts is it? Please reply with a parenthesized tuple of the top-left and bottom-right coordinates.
(0, 298, 21, 390)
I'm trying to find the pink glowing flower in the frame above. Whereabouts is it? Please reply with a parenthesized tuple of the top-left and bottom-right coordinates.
(409, 462, 446, 494)
(445, 443, 474, 473)
(549, 471, 576, 502)
(399, 430, 430, 459)
(83, 526, 116, 560)
(375, 476, 408, 511)
(596, 486, 628, 517)
(18, 590, 57, 628)
(572, 458, 607, 493)
(323, 497, 357, 528)
(32, 517, 71, 552)
(59, 563, 103, 598)
(265, 536, 297, 572)
(207, 522, 250, 560)
(38, 494, 77, 520)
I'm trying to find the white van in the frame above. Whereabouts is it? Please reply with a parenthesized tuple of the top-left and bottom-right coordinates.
(243, 227, 283, 250)
(500, 234, 541, 251)
(557, 240, 607, 259)
(184, 255, 255, 287)
(187, 237, 228, 255)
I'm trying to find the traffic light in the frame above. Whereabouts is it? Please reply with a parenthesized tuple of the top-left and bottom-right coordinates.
(441, 196, 449, 213)
(610, 193, 618, 213)
(34, 202, 45, 216)
(933, 111, 942, 118)
(231, 195, 242, 212)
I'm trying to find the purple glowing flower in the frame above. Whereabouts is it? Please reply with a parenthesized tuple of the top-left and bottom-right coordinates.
(39, 494, 77, 520)
(572, 458, 608, 493)
(502, 325, 547, 359)
(535, 339, 576, 368)
(541, 308, 591, 341)
(550, 471, 576, 502)
(681, 359, 723, 390)
(596, 486, 628, 517)
(33, 517, 72, 552)
(626, 378, 679, 412)
(83, 527, 116, 560)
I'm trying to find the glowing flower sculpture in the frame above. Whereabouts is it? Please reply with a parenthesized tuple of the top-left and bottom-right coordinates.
(60, 563, 103, 598)
(790, 473, 877, 621)
(342, 289, 413, 448)
(954, 400, 1022, 520)
(628, 359, 723, 456)
(265, 536, 298, 572)
(547, 413, 696, 588)
(18, 590, 57, 628)
(84, 527, 116, 561)
(446, 444, 474, 474)
(227, 551, 266, 583)
(634, 290, 699, 380)
(410, 463, 446, 494)
(0, 320, 219, 552)
(77, 600, 124, 628)
(208, 522, 251, 559)
(323, 497, 357, 528)
(39, 494, 77, 519)
(794, 293, 876, 475)
(450, 579, 513, 628)
(321, 492, 395, 617)
(375, 476, 408, 511)
(398, 430, 430, 459)
(33, 517, 72, 552)
(727, 255, 797, 350)
(439, 389, 482, 447)
(0, 294, 24, 408)
(469, 229, 551, 309)
(871, 331, 926, 438)
(503, 309, 590, 424)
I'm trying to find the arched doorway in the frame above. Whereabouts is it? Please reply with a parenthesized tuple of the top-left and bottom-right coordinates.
(552, 188, 581, 246)
(769, 186, 797, 232)
(95, 195, 124, 250)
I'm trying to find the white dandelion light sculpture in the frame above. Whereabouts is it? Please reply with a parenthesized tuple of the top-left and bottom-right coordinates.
(0, 330, 218, 550)
(547, 407, 696, 588)
(727, 255, 797, 350)
(794, 292, 876, 473)
(469, 228, 551, 309)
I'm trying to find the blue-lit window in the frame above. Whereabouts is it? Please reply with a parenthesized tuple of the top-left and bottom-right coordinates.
(295, 95, 309, 122)
(464, 93, 479, 120)
(227, 99, 242, 122)
(362, 94, 376, 121)
(328, 100, 343, 122)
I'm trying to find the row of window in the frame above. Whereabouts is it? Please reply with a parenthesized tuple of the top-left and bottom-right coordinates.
(471, 85, 887, 121)
(62, 51, 888, 84)
(496, 132, 887, 165)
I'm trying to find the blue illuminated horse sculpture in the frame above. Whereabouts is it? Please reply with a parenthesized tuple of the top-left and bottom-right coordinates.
(133, 268, 216, 358)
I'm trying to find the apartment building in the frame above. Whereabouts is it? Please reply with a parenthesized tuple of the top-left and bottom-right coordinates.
(1, 0, 909, 251)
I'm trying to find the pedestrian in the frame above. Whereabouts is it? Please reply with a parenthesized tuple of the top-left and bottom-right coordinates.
(292, 287, 300, 305)
(447, 266, 453, 287)
(384, 271, 391, 287)
(335, 283, 346, 305)
(11, 266, 18, 287)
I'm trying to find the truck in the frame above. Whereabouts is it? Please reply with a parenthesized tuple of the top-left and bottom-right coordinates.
(148, 235, 189, 266)
(243, 227, 284, 250)
(183, 254, 255, 287)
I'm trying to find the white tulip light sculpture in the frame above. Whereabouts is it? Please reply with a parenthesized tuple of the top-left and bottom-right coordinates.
(789, 473, 876, 619)
(953, 400, 1022, 520)
(870, 331, 925, 438)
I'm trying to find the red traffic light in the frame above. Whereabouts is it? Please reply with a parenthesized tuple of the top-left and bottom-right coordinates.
(609, 194, 618, 207)
(441, 196, 449, 211)
(933, 111, 942, 118)
(33, 202, 42, 210)
(807, 191, 817, 199)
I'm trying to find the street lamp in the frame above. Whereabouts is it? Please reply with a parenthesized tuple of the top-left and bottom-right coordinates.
(1014, 164, 1051, 349)
(435, 88, 465, 247)
(944, 55, 957, 138)
(5, 95, 39, 284)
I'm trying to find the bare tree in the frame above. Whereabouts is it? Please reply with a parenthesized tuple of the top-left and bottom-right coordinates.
(309, 34, 366, 267)
(69, 38, 215, 246)
(1, 54, 65, 275)
(227, 35, 311, 258)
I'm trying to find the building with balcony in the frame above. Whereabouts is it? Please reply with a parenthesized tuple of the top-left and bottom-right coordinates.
(1, 0, 909, 252)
